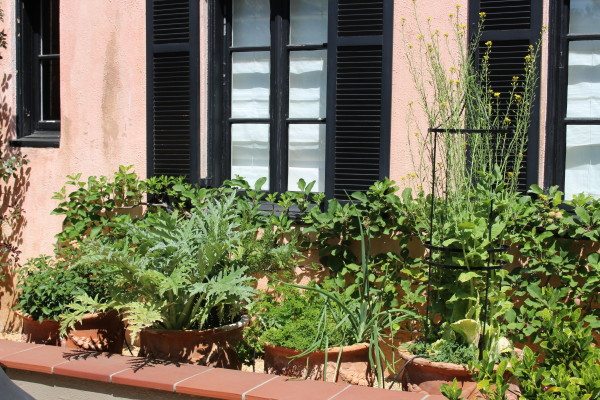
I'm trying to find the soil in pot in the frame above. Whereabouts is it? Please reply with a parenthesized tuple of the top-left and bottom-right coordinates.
(65, 311, 126, 354)
(138, 316, 249, 369)
(263, 343, 374, 386)
(20, 313, 60, 346)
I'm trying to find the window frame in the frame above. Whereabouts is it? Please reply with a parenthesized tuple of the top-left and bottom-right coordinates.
(210, 0, 329, 192)
(546, 0, 600, 191)
(13, 0, 61, 148)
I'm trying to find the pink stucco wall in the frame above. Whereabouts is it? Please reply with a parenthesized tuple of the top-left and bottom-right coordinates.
(0, 0, 551, 330)
(389, 0, 469, 186)
(0, 0, 147, 329)
(0, 0, 147, 259)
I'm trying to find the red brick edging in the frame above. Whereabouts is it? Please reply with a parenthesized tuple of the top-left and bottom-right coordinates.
(0, 340, 444, 400)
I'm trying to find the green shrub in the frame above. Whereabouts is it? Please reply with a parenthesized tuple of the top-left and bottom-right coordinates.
(16, 254, 110, 322)
(252, 285, 346, 352)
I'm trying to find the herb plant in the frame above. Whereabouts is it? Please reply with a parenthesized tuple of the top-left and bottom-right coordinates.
(16, 254, 111, 322)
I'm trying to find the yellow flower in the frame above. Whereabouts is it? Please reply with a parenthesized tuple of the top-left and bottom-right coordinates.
(503, 117, 512, 124)
(479, 11, 487, 18)
(485, 40, 493, 47)
(514, 94, 523, 102)
(512, 76, 519, 82)
(493, 92, 501, 98)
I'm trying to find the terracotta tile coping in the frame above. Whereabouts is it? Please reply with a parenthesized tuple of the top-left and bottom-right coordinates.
(0, 340, 445, 400)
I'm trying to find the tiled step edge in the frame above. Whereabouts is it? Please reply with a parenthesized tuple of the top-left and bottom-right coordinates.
(0, 339, 445, 400)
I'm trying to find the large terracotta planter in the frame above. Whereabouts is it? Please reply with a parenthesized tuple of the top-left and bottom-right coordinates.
(19, 312, 61, 346)
(398, 346, 521, 399)
(65, 311, 126, 354)
(398, 347, 477, 397)
(139, 315, 249, 369)
(263, 343, 374, 386)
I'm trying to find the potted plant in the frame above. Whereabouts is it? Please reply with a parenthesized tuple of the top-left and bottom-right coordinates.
(396, 7, 542, 396)
(62, 195, 259, 368)
(16, 253, 123, 352)
(252, 223, 416, 388)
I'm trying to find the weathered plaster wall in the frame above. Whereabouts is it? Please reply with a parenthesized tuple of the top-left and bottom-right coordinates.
(389, 0, 469, 188)
(0, 0, 146, 330)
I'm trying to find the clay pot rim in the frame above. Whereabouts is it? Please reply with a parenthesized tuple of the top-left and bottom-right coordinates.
(399, 341, 470, 372)
(264, 342, 370, 357)
(142, 314, 250, 335)
(15, 310, 60, 325)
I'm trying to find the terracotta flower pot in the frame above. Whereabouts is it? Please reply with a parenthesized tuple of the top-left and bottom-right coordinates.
(139, 315, 249, 369)
(398, 347, 477, 397)
(65, 311, 126, 354)
(19, 312, 61, 346)
(398, 345, 521, 399)
(263, 343, 374, 386)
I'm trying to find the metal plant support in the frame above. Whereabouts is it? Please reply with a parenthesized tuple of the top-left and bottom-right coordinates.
(424, 128, 510, 359)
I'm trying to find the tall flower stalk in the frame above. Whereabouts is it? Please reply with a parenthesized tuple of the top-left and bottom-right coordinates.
(402, 4, 542, 361)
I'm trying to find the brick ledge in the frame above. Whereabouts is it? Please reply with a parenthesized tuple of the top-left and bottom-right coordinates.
(0, 340, 444, 400)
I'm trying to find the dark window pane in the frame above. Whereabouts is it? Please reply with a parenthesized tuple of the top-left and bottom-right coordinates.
(41, 0, 60, 54)
(41, 58, 60, 121)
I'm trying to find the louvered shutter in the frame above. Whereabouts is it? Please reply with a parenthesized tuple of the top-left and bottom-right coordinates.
(147, 0, 199, 180)
(469, 0, 542, 189)
(326, 0, 393, 199)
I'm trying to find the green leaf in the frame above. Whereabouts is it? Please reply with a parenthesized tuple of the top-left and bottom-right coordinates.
(457, 271, 481, 283)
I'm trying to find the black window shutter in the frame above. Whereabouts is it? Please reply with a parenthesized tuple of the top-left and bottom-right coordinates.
(147, 0, 199, 181)
(469, 0, 542, 189)
(326, 0, 393, 199)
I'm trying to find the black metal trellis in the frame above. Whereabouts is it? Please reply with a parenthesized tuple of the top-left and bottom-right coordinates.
(424, 127, 511, 359)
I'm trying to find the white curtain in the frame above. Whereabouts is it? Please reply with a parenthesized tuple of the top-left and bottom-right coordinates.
(289, 50, 327, 119)
(567, 41, 600, 118)
(569, 0, 600, 35)
(231, 51, 271, 118)
(565, 125, 600, 198)
(290, 0, 328, 45)
(565, 39, 600, 198)
(288, 124, 326, 192)
(231, 124, 270, 188)
(232, 0, 270, 47)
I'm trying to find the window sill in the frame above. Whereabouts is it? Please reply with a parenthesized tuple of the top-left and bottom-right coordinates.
(10, 131, 60, 148)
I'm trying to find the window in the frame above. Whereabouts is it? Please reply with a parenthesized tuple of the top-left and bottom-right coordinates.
(226, 0, 328, 192)
(14, 0, 61, 147)
(550, 0, 600, 198)
(148, 1, 392, 197)
(207, 0, 393, 197)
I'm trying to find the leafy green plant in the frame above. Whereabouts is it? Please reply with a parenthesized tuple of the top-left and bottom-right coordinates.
(248, 285, 347, 353)
(61, 195, 257, 339)
(52, 166, 146, 243)
(440, 379, 463, 400)
(475, 303, 600, 400)
(399, 6, 542, 364)
(16, 254, 110, 322)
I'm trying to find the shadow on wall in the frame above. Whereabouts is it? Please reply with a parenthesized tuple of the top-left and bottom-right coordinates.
(0, 72, 31, 332)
